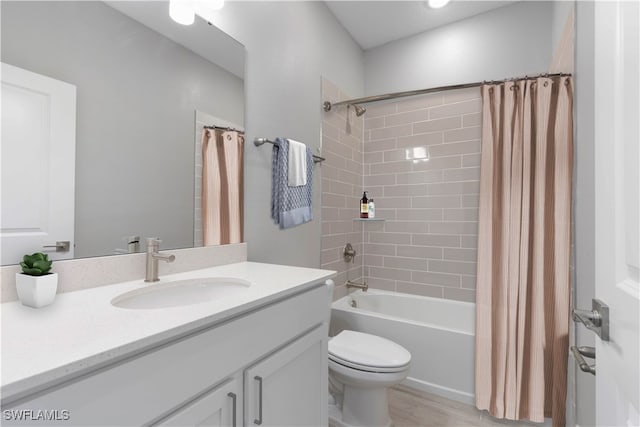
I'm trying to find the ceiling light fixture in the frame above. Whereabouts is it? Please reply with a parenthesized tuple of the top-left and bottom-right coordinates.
(428, 0, 451, 9)
(169, 0, 195, 25)
(170, 1, 225, 25)
(193, 0, 225, 22)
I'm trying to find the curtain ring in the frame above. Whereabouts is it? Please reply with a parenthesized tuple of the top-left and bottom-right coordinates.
(564, 79, 570, 86)
(226, 134, 232, 140)
(509, 85, 514, 91)
(544, 81, 549, 87)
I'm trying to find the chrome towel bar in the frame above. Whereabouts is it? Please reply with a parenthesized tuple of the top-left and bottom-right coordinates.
(254, 137, 325, 163)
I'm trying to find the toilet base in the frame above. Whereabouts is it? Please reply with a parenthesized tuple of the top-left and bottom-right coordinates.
(328, 401, 392, 427)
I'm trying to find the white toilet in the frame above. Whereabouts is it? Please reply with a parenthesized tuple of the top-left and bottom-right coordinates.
(328, 330, 411, 427)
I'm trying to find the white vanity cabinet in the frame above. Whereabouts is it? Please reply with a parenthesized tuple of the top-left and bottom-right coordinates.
(157, 378, 242, 427)
(244, 326, 326, 426)
(2, 283, 330, 427)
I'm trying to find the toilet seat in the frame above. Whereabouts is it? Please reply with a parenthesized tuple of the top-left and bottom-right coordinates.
(329, 330, 411, 373)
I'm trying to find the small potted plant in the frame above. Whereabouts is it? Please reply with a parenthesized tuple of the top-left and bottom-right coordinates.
(16, 252, 58, 308)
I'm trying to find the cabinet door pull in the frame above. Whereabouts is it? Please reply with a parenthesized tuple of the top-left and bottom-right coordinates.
(227, 392, 237, 427)
(254, 376, 263, 425)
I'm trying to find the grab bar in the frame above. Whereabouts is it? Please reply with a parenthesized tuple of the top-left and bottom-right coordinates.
(254, 137, 325, 163)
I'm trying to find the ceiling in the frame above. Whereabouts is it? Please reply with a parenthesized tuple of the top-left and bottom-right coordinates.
(325, 1, 515, 50)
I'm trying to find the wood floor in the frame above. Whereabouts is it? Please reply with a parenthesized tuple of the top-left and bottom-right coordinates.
(388, 385, 544, 427)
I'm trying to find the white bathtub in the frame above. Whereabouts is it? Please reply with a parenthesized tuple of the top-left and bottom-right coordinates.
(330, 289, 476, 404)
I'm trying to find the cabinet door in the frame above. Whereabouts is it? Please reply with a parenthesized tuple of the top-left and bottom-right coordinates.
(157, 377, 242, 427)
(244, 326, 327, 427)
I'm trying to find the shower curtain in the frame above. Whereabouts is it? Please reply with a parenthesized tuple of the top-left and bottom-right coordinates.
(474, 76, 573, 427)
(201, 128, 244, 246)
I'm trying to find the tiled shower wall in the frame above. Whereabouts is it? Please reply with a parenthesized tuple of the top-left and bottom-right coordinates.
(361, 88, 482, 302)
(320, 78, 364, 300)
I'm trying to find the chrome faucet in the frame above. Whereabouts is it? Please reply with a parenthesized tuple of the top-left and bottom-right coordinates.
(145, 238, 175, 282)
(345, 280, 368, 292)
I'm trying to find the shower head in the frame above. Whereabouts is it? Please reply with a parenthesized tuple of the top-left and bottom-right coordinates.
(350, 104, 367, 117)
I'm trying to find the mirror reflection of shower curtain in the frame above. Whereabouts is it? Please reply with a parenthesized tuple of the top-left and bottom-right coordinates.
(201, 128, 244, 245)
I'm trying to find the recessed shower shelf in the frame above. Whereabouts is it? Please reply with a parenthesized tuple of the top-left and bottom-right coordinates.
(353, 218, 385, 222)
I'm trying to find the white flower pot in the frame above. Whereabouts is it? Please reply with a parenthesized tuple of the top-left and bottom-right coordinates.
(16, 273, 58, 308)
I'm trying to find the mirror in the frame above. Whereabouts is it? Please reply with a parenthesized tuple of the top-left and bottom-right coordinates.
(1, 1, 245, 264)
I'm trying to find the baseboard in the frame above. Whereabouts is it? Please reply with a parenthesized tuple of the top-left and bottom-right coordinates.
(402, 376, 475, 406)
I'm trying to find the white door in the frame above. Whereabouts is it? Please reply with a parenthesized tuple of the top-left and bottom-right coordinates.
(1, 63, 76, 264)
(593, 1, 640, 425)
(157, 377, 242, 427)
(244, 326, 327, 427)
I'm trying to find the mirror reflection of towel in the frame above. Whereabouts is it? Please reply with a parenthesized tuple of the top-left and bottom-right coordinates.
(288, 139, 307, 186)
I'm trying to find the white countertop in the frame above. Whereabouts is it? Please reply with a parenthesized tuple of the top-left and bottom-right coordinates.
(1, 262, 335, 400)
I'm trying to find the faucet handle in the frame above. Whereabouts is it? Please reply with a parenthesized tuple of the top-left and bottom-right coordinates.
(147, 237, 162, 245)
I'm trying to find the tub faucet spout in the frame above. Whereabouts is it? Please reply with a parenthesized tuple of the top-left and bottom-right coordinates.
(145, 238, 175, 282)
(346, 280, 368, 292)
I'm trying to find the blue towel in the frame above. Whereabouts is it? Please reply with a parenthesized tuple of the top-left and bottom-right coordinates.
(271, 138, 313, 229)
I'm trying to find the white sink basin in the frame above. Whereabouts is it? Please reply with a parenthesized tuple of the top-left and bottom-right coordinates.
(111, 277, 252, 310)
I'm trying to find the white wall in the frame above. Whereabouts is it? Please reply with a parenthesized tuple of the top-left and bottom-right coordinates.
(573, 3, 597, 426)
(363, 1, 553, 95)
(208, 2, 365, 267)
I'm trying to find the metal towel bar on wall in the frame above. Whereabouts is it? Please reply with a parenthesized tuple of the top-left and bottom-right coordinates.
(254, 137, 325, 163)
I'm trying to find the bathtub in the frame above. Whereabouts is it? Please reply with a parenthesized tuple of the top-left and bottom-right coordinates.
(330, 289, 476, 404)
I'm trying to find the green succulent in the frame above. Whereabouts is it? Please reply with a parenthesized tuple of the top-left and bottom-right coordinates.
(20, 252, 53, 276)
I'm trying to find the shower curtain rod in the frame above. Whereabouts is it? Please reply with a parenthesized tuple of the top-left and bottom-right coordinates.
(322, 72, 572, 112)
(204, 125, 244, 133)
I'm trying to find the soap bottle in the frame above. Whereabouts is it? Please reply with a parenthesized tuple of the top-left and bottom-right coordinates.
(368, 199, 375, 219)
(360, 192, 369, 218)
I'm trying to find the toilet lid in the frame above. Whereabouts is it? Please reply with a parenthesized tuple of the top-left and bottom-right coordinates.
(328, 330, 411, 370)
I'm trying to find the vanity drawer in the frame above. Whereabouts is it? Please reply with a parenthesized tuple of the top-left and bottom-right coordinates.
(4, 284, 328, 426)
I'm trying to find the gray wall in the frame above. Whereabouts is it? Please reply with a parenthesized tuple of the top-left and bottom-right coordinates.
(573, 3, 597, 425)
(1, 1, 244, 258)
(208, 2, 365, 268)
(363, 1, 554, 95)
(551, 0, 574, 56)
